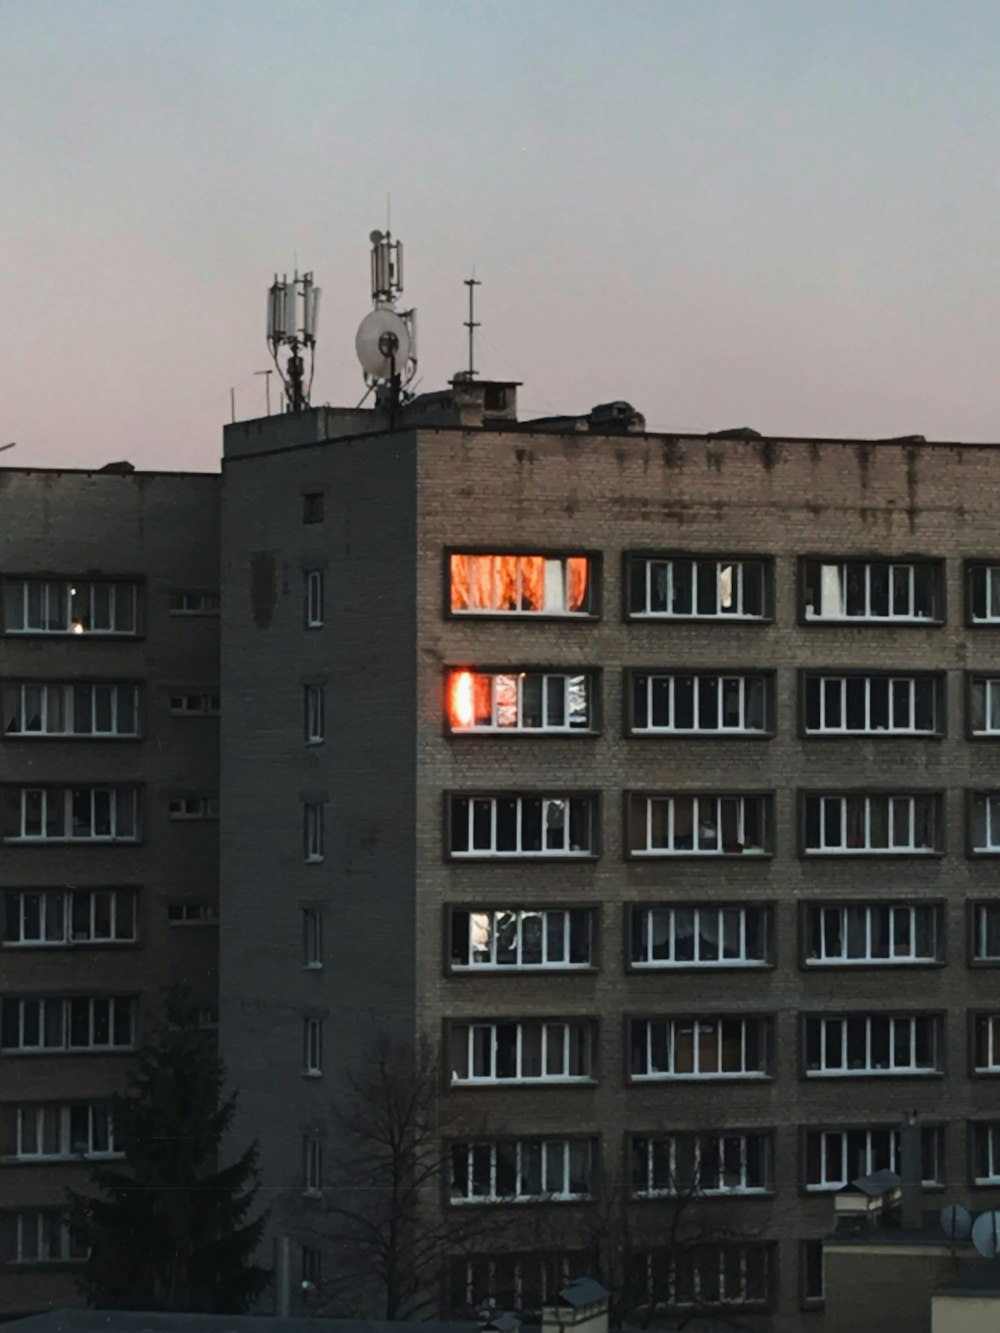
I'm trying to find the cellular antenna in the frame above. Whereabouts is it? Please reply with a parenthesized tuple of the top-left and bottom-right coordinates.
(266, 270, 321, 414)
(355, 229, 418, 423)
(463, 274, 481, 378)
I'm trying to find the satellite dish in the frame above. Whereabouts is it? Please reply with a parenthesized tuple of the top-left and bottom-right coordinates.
(972, 1210, 1000, 1258)
(941, 1203, 972, 1242)
(356, 308, 412, 379)
(369, 230, 384, 244)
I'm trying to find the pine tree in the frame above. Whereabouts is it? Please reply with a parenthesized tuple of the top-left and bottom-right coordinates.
(68, 989, 270, 1312)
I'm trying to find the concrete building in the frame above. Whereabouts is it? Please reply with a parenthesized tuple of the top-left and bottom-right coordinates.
(218, 388, 1000, 1332)
(0, 465, 221, 1315)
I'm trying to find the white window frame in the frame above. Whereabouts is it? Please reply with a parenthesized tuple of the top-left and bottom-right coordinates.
(303, 1135, 323, 1195)
(451, 908, 592, 970)
(13, 1103, 120, 1161)
(805, 1014, 938, 1076)
(449, 554, 593, 617)
(631, 1132, 771, 1197)
(450, 1139, 594, 1204)
(630, 1245, 770, 1309)
(4, 888, 137, 947)
(168, 796, 219, 821)
(974, 904, 1000, 962)
(303, 804, 324, 862)
(452, 1021, 593, 1086)
(630, 1017, 768, 1081)
(804, 560, 940, 622)
(3, 579, 138, 636)
(970, 565, 1000, 623)
(805, 1126, 941, 1191)
(972, 793, 1000, 853)
(974, 1123, 1000, 1183)
(305, 570, 324, 628)
(168, 590, 220, 616)
(448, 670, 592, 733)
(167, 901, 217, 925)
(804, 674, 938, 735)
(630, 905, 768, 968)
(304, 1017, 323, 1076)
(804, 794, 938, 854)
(2, 1210, 87, 1263)
(1, 996, 135, 1053)
(169, 693, 220, 715)
(805, 903, 938, 965)
(7, 787, 138, 843)
(975, 1016, 1000, 1073)
(629, 557, 767, 620)
(630, 794, 768, 857)
(5, 683, 140, 738)
(305, 685, 325, 744)
(450, 795, 595, 858)
(303, 908, 323, 967)
(631, 672, 768, 734)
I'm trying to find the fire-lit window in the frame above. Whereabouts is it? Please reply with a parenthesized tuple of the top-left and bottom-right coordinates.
(448, 670, 592, 733)
(449, 554, 593, 616)
(627, 556, 770, 619)
(449, 795, 597, 857)
(450, 908, 593, 970)
(627, 794, 770, 856)
(2, 579, 139, 636)
(629, 1017, 770, 1080)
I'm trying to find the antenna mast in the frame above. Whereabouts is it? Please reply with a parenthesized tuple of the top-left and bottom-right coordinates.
(463, 274, 481, 378)
(355, 230, 418, 423)
(266, 271, 321, 414)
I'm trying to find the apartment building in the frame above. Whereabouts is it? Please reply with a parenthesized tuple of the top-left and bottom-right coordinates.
(0, 466, 220, 1315)
(217, 395, 1000, 1332)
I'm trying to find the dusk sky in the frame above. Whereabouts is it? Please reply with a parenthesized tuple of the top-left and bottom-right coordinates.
(4, 0, 1000, 471)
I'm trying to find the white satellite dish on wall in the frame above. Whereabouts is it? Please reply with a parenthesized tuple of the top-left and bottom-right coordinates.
(356, 307, 412, 380)
(972, 1210, 1000, 1258)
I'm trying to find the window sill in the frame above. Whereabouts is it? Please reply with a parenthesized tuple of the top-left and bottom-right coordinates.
(629, 1073, 771, 1084)
(450, 852, 598, 861)
(449, 729, 599, 739)
(630, 961, 772, 972)
(628, 850, 771, 860)
(4, 734, 143, 742)
(303, 962, 324, 971)
(805, 1069, 942, 1079)
(5, 838, 141, 846)
(626, 614, 771, 624)
(802, 850, 943, 859)
(627, 729, 773, 741)
(803, 731, 942, 741)
(303, 1070, 323, 1080)
(803, 959, 943, 969)
(634, 1188, 774, 1201)
(3, 939, 138, 950)
(448, 611, 598, 622)
(1, 1047, 136, 1057)
(450, 964, 597, 975)
(802, 615, 943, 627)
(451, 1078, 597, 1089)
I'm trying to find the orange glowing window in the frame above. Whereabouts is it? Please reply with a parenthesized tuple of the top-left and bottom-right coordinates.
(449, 671, 493, 730)
(449, 555, 591, 615)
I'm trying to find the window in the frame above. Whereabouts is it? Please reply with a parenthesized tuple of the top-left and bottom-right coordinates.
(803, 793, 940, 854)
(629, 905, 769, 968)
(804, 903, 940, 965)
(627, 1244, 771, 1310)
(969, 563, 1000, 622)
(630, 1132, 772, 1196)
(303, 908, 323, 967)
(973, 1123, 1000, 1183)
(804, 1126, 942, 1190)
(803, 559, 941, 622)
(304, 1017, 323, 1076)
(4, 683, 140, 738)
(801, 1242, 824, 1308)
(303, 493, 324, 524)
(971, 676, 1000, 735)
(449, 1020, 595, 1085)
(627, 556, 769, 619)
(1, 996, 135, 1052)
(302, 1245, 322, 1288)
(169, 693, 220, 715)
(303, 1136, 323, 1196)
(2, 786, 139, 843)
(974, 1016, 1000, 1072)
(629, 1017, 769, 1080)
(11, 1103, 120, 1161)
(2, 579, 139, 635)
(450, 908, 593, 970)
(804, 674, 939, 735)
(627, 794, 769, 856)
(168, 796, 219, 820)
(804, 1014, 939, 1076)
(4, 889, 136, 946)
(304, 570, 324, 627)
(0, 1210, 87, 1264)
(630, 672, 769, 734)
(450, 1252, 592, 1320)
(450, 1138, 595, 1204)
(168, 590, 220, 615)
(167, 901, 217, 925)
(305, 685, 324, 743)
(971, 792, 1000, 853)
(973, 903, 1000, 962)
(450, 554, 593, 616)
(304, 804, 324, 862)
(450, 795, 596, 857)
(447, 670, 593, 733)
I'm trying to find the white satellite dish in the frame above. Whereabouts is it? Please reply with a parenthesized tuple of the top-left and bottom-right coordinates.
(356, 308, 412, 379)
(972, 1209, 1000, 1258)
(940, 1203, 972, 1242)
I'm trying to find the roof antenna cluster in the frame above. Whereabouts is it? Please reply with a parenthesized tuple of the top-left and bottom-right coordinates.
(266, 271, 321, 414)
(355, 230, 418, 421)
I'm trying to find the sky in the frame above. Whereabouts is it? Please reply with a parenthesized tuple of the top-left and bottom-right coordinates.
(4, 0, 1000, 472)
